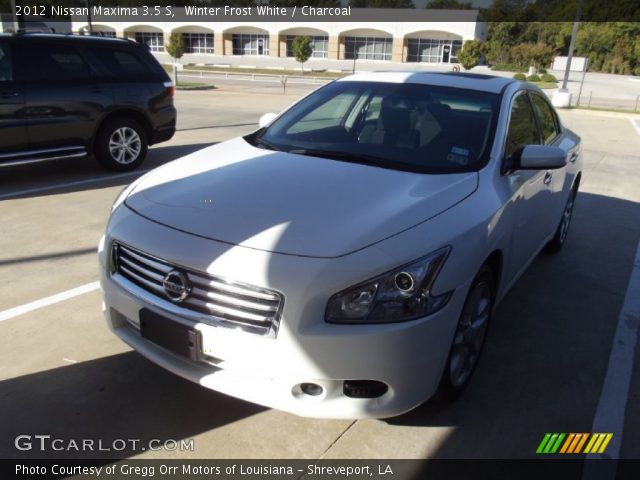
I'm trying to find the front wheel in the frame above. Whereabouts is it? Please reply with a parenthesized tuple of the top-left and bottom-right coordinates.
(95, 118, 148, 171)
(437, 265, 494, 400)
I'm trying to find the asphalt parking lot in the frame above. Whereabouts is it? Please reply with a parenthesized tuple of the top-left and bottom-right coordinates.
(1, 85, 639, 462)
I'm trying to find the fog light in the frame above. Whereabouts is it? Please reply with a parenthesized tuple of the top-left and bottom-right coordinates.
(343, 380, 388, 399)
(300, 383, 323, 397)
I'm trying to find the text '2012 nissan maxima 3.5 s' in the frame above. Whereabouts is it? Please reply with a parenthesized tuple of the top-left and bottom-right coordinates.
(99, 72, 582, 419)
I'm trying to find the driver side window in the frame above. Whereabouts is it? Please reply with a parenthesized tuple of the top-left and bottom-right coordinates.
(505, 93, 540, 158)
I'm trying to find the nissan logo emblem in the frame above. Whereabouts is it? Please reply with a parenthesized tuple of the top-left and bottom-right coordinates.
(162, 270, 190, 303)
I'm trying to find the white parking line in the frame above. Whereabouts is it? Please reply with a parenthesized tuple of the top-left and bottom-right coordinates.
(630, 118, 640, 137)
(0, 170, 150, 201)
(0, 281, 100, 322)
(582, 241, 640, 478)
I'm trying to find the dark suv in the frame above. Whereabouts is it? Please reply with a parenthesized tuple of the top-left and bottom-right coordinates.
(0, 33, 176, 171)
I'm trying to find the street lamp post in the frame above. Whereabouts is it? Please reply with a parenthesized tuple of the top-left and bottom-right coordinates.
(552, 0, 584, 108)
(87, 0, 93, 34)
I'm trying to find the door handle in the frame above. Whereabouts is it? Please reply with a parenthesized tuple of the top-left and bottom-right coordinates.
(569, 152, 578, 163)
(0, 91, 19, 99)
(543, 171, 553, 185)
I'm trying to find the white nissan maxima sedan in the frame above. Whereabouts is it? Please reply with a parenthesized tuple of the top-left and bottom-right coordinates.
(99, 72, 582, 418)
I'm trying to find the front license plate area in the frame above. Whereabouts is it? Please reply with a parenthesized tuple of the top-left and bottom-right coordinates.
(140, 309, 201, 361)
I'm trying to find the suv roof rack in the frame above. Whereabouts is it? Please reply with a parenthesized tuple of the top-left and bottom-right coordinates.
(16, 27, 57, 34)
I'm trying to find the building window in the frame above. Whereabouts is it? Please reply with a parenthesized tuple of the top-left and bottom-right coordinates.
(232, 34, 269, 56)
(406, 38, 463, 64)
(182, 32, 214, 54)
(344, 37, 392, 61)
(134, 32, 164, 52)
(285, 35, 328, 58)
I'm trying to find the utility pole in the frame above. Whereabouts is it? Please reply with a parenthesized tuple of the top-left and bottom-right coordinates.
(86, 0, 93, 34)
(10, 0, 22, 32)
(553, 0, 583, 107)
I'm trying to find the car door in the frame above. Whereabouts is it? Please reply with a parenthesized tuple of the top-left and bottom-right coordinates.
(529, 92, 573, 226)
(503, 91, 550, 282)
(0, 40, 28, 159)
(14, 40, 112, 153)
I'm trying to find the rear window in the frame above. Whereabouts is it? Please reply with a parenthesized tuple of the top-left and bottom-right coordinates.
(88, 47, 154, 76)
(15, 43, 92, 80)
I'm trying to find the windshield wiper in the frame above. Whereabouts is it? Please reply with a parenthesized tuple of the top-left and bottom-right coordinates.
(288, 148, 394, 169)
(255, 137, 280, 151)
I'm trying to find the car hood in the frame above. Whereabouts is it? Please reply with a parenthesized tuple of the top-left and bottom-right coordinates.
(125, 137, 478, 258)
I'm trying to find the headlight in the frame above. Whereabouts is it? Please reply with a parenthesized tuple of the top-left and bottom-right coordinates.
(111, 174, 146, 212)
(326, 246, 452, 324)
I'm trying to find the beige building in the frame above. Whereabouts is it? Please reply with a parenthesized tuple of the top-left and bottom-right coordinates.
(72, 14, 485, 66)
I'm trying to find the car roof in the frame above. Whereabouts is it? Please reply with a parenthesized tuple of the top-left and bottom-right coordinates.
(338, 71, 515, 94)
(5, 33, 135, 46)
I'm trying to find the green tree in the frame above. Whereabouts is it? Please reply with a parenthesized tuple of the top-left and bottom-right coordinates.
(426, 0, 472, 8)
(166, 32, 186, 63)
(292, 36, 313, 74)
(510, 42, 553, 70)
(457, 39, 484, 70)
(349, 0, 415, 7)
(269, 0, 340, 5)
(165, 32, 185, 86)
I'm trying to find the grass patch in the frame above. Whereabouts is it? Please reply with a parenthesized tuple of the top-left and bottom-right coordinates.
(176, 82, 216, 91)
(531, 81, 558, 89)
(180, 65, 347, 78)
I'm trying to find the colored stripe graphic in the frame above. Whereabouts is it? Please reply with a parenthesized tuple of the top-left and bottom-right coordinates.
(538, 433, 614, 454)
(537, 433, 565, 454)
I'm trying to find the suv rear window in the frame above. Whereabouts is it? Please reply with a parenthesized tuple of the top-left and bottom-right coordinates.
(88, 47, 153, 76)
(15, 44, 92, 80)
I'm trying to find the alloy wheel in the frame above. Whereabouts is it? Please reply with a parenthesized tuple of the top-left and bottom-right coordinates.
(109, 127, 142, 165)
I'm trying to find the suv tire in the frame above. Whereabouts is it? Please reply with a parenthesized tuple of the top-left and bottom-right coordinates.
(95, 118, 148, 171)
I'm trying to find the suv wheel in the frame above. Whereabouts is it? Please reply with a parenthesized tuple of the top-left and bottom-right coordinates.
(95, 118, 148, 171)
(437, 264, 494, 400)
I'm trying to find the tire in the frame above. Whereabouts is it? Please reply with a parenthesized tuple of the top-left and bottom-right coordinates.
(437, 264, 495, 401)
(545, 185, 578, 254)
(95, 118, 148, 171)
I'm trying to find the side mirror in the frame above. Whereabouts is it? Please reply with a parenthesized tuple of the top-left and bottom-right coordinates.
(258, 112, 278, 129)
(517, 145, 567, 170)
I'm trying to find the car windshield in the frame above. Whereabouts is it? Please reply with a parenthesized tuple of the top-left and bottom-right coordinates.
(248, 80, 500, 174)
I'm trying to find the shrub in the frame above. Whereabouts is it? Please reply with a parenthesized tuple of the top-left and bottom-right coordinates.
(527, 74, 541, 82)
(538, 67, 547, 74)
(513, 73, 526, 81)
(458, 40, 484, 70)
(492, 63, 527, 72)
(540, 73, 557, 82)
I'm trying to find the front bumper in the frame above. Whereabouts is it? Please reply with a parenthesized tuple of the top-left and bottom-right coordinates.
(99, 209, 468, 419)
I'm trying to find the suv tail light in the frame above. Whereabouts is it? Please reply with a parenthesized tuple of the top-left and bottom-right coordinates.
(164, 81, 175, 97)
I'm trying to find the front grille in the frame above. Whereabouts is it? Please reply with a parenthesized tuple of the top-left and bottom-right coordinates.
(111, 242, 284, 336)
